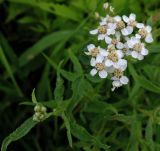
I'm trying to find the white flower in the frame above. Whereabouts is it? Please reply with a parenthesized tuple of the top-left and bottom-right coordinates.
(90, 57, 108, 78)
(105, 50, 127, 69)
(85, 44, 108, 57)
(90, 23, 116, 40)
(111, 76, 129, 91)
(127, 37, 149, 60)
(122, 42, 132, 56)
(136, 25, 153, 43)
(111, 69, 129, 91)
(105, 32, 124, 49)
(100, 15, 114, 26)
(122, 13, 139, 34)
(114, 16, 133, 36)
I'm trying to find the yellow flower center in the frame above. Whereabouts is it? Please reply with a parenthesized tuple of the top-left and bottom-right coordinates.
(138, 28, 147, 38)
(114, 69, 123, 78)
(108, 45, 116, 52)
(108, 17, 114, 23)
(91, 48, 99, 57)
(112, 39, 118, 45)
(133, 43, 142, 52)
(129, 20, 137, 27)
(98, 26, 107, 34)
(96, 63, 105, 71)
(117, 21, 125, 29)
(108, 51, 118, 62)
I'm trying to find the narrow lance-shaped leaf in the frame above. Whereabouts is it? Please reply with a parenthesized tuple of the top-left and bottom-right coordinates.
(68, 49, 83, 75)
(61, 113, 72, 147)
(0, 44, 23, 97)
(1, 117, 37, 151)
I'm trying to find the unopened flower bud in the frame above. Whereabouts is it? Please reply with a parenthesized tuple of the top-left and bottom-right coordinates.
(103, 2, 109, 10)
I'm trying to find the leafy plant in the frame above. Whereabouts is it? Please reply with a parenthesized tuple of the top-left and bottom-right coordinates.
(0, 0, 160, 151)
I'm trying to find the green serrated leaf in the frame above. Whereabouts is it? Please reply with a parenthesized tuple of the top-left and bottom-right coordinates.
(1, 117, 37, 151)
(68, 49, 83, 75)
(136, 75, 160, 93)
(54, 74, 64, 101)
(61, 113, 72, 147)
(60, 69, 79, 81)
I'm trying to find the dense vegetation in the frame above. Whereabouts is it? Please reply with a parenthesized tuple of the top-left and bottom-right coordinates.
(0, 0, 160, 151)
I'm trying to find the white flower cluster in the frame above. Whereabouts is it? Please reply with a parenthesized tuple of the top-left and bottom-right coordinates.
(85, 8, 153, 91)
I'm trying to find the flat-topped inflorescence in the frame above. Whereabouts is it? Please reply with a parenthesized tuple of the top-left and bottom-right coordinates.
(85, 2, 153, 91)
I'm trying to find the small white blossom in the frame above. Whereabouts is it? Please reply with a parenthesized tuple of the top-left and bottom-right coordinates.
(114, 16, 133, 36)
(127, 37, 148, 60)
(90, 23, 116, 40)
(136, 25, 153, 43)
(85, 44, 108, 57)
(90, 57, 108, 78)
(105, 50, 127, 69)
(122, 13, 139, 34)
(100, 15, 115, 26)
(111, 76, 129, 91)
(111, 69, 129, 91)
(105, 32, 124, 49)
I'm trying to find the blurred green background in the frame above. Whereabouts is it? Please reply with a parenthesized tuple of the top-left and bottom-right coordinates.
(0, 0, 160, 151)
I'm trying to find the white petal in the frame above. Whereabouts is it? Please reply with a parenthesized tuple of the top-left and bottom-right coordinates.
(129, 13, 136, 20)
(127, 40, 134, 48)
(122, 15, 129, 23)
(135, 34, 141, 39)
(113, 80, 121, 87)
(116, 50, 124, 58)
(100, 49, 108, 56)
(90, 69, 97, 76)
(119, 59, 127, 66)
(146, 26, 152, 32)
(84, 52, 91, 55)
(115, 31, 121, 40)
(141, 48, 148, 56)
(111, 76, 119, 81)
(96, 55, 104, 63)
(136, 23, 144, 29)
(90, 58, 96, 66)
(105, 36, 112, 44)
(131, 51, 138, 58)
(106, 66, 114, 73)
(145, 34, 153, 43)
(116, 42, 124, 49)
(87, 44, 95, 51)
(100, 21, 106, 26)
(89, 29, 98, 35)
(121, 28, 129, 36)
(99, 70, 108, 78)
(98, 34, 105, 40)
(126, 26, 133, 34)
(107, 29, 115, 35)
(105, 59, 113, 67)
(112, 23, 117, 29)
(120, 76, 129, 84)
(137, 54, 144, 60)
(114, 16, 121, 22)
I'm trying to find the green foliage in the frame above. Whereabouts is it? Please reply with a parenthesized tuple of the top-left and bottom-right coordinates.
(0, 0, 160, 151)
(1, 118, 37, 151)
